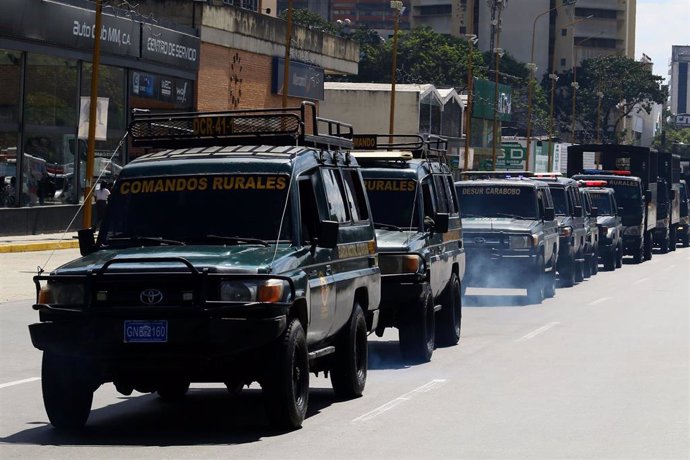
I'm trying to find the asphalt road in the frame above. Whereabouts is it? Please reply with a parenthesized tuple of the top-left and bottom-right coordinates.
(1, 248, 688, 459)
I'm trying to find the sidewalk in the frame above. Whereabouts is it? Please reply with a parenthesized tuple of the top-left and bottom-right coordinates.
(0, 231, 80, 253)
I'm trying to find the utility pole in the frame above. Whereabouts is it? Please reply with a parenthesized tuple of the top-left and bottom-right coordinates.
(82, 0, 103, 228)
(464, 34, 477, 171)
(389, 1, 404, 142)
(489, 0, 507, 171)
(282, 0, 293, 108)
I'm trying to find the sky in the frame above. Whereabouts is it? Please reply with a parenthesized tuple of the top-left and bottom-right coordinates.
(635, 0, 690, 82)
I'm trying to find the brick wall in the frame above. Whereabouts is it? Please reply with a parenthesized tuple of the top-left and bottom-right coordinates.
(197, 43, 303, 111)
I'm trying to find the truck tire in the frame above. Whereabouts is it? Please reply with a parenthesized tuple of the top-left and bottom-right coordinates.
(157, 381, 190, 401)
(42, 352, 94, 431)
(590, 246, 599, 276)
(544, 256, 557, 299)
(435, 273, 462, 347)
(399, 286, 435, 363)
(660, 234, 669, 254)
(644, 232, 653, 261)
(560, 257, 576, 288)
(616, 242, 623, 268)
(263, 318, 309, 430)
(683, 229, 690, 247)
(669, 226, 677, 252)
(526, 256, 545, 304)
(604, 248, 616, 271)
(574, 257, 585, 283)
(583, 254, 592, 279)
(330, 303, 367, 399)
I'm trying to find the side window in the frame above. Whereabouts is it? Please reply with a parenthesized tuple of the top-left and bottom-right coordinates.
(422, 178, 436, 218)
(610, 194, 618, 214)
(572, 188, 583, 216)
(432, 175, 450, 213)
(445, 175, 459, 215)
(298, 174, 320, 244)
(543, 187, 554, 209)
(320, 168, 350, 223)
(342, 169, 369, 223)
(537, 190, 546, 218)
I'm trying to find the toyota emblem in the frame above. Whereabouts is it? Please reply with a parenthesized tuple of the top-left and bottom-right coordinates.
(474, 237, 485, 244)
(140, 288, 163, 305)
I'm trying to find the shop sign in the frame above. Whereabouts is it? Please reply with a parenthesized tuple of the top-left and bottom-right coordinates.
(271, 58, 325, 101)
(497, 142, 525, 170)
(0, 0, 140, 58)
(141, 25, 200, 71)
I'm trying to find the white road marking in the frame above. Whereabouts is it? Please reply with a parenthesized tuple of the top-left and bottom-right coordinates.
(634, 277, 650, 284)
(588, 296, 612, 306)
(515, 322, 560, 343)
(352, 379, 447, 422)
(0, 377, 40, 389)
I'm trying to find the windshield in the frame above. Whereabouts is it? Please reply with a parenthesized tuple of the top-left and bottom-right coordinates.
(549, 187, 568, 216)
(606, 179, 642, 205)
(362, 176, 419, 228)
(589, 192, 613, 215)
(100, 174, 291, 244)
(457, 185, 537, 219)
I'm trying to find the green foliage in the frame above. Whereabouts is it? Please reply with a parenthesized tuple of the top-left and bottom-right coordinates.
(280, 8, 339, 35)
(549, 55, 667, 143)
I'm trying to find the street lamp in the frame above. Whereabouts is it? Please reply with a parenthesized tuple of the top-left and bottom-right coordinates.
(281, 0, 294, 108)
(464, 34, 477, 171)
(490, 1, 507, 171)
(525, 0, 577, 171)
(547, 13, 592, 170)
(389, 1, 405, 142)
(82, 0, 103, 228)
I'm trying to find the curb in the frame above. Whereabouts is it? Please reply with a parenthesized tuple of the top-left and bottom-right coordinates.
(0, 240, 80, 254)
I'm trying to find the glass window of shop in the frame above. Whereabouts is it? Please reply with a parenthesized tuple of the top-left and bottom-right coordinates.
(0, 50, 21, 208)
(128, 70, 195, 160)
(80, 63, 127, 194)
(23, 53, 79, 207)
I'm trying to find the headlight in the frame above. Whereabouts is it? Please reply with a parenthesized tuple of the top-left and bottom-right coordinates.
(559, 226, 573, 238)
(379, 254, 424, 275)
(38, 282, 85, 305)
(509, 235, 536, 249)
(623, 226, 641, 236)
(219, 279, 289, 303)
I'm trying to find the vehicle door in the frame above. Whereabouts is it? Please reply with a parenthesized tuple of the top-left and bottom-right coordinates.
(569, 186, 586, 254)
(427, 171, 457, 297)
(330, 167, 377, 335)
(537, 187, 558, 265)
(298, 168, 338, 344)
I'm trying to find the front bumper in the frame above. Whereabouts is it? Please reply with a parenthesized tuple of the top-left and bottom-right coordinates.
(464, 248, 537, 288)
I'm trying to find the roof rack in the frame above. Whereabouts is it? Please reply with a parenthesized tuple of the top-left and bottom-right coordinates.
(459, 170, 534, 180)
(351, 134, 449, 164)
(128, 101, 354, 151)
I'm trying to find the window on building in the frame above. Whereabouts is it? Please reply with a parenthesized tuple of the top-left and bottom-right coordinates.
(23, 53, 78, 207)
(0, 49, 21, 208)
(561, 58, 567, 67)
(561, 28, 567, 36)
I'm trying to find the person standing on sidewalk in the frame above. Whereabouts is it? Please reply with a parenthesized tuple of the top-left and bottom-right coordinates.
(93, 181, 110, 228)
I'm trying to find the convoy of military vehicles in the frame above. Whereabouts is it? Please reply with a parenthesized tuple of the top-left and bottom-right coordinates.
(27, 104, 690, 431)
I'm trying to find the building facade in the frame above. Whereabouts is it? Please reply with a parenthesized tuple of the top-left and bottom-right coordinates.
(0, 0, 357, 235)
(669, 45, 690, 118)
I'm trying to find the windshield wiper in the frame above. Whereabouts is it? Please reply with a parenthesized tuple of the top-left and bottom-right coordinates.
(494, 213, 528, 220)
(205, 235, 270, 247)
(374, 222, 402, 231)
(105, 236, 186, 246)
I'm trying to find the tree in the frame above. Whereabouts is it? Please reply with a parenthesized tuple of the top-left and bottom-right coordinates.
(551, 55, 667, 143)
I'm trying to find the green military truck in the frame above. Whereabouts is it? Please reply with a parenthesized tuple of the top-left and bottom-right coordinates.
(353, 135, 465, 363)
(29, 103, 381, 430)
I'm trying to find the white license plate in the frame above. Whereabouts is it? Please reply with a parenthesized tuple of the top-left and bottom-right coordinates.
(124, 320, 168, 343)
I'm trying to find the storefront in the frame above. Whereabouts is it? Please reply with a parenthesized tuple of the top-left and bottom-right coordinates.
(0, 0, 199, 218)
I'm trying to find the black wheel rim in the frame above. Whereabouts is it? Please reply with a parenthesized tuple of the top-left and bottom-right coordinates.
(293, 344, 307, 408)
(355, 317, 367, 381)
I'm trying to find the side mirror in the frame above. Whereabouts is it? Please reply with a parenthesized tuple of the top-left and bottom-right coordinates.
(544, 207, 555, 221)
(617, 206, 625, 215)
(590, 206, 598, 218)
(78, 228, 96, 256)
(574, 205, 583, 216)
(317, 220, 339, 248)
(645, 190, 652, 204)
(434, 213, 450, 233)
